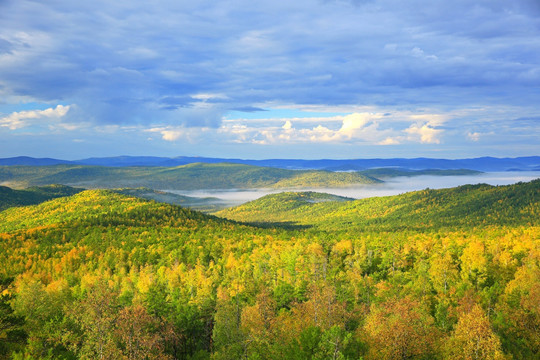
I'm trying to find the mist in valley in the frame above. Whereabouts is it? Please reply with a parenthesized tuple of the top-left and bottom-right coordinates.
(166, 171, 540, 209)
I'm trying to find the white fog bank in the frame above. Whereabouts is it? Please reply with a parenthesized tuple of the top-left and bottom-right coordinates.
(166, 172, 539, 208)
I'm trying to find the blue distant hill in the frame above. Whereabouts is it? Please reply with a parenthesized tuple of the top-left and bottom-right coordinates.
(0, 155, 539, 172)
(0, 156, 73, 166)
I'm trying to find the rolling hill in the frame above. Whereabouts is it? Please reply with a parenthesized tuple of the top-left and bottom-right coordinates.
(0, 184, 82, 211)
(356, 168, 481, 178)
(1, 155, 539, 171)
(0, 189, 222, 233)
(0, 181, 538, 359)
(0, 162, 381, 189)
(113, 187, 225, 212)
(216, 179, 540, 230)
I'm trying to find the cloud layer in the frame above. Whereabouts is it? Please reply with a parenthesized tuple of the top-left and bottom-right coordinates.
(0, 105, 70, 130)
(0, 0, 539, 158)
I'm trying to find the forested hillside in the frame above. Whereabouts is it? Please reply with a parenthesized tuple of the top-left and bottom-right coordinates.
(1, 155, 537, 172)
(113, 188, 225, 212)
(0, 184, 226, 213)
(0, 163, 380, 190)
(0, 181, 538, 359)
(0, 185, 82, 211)
(355, 168, 481, 178)
(217, 180, 540, 230)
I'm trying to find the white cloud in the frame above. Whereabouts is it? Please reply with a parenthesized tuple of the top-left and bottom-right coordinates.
(301, 112, 387, 143)
(146, 127, 185, 141)
(405, 123, 442, 144)
(282, 120, 292, 130)
(379, 137, 401, 145)
(161, 130, 184, 141)
(411, 46, 438, 61)
(191, 93, 229, 101)
(219, 112, 392, 145)
(408, 114, 447, 126)
(54, 123, 83, 131)
(411, 47, 424, 58)
(467, 131, 481, 141)
(219, 110, 454, 146)
(0, 105, 70, 130)
(306, 125, 337, 142)
(0, 31, 54, 68)
(339, 113, 373, 137)
(146, 126, 210, 142)
(402, 113, 448, 144)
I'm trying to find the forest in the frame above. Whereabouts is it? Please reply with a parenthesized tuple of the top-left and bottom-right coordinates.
(0, 179, 538, 359)
(0, 163, 381, 190)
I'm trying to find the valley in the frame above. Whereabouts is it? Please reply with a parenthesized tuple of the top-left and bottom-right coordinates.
(170, 171, 540, 210)
(0, 169, 538, 359)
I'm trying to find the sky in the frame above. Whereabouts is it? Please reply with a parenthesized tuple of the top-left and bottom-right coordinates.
(0, 0, 539, 160)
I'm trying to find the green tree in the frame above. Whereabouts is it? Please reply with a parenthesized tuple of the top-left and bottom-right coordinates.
(66, 282, 122, 360)
(211, 297, 246, 360)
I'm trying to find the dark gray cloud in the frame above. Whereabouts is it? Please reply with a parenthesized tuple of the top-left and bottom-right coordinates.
(0, 0, 540, 113)
(0, 0, 539, 155)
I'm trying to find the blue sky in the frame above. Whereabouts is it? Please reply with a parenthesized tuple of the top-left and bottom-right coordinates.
(0, 0, 539, 159)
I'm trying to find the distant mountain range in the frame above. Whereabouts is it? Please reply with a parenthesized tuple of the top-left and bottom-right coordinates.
(0, 155, 539, 171)
(0, 163, 381, 190)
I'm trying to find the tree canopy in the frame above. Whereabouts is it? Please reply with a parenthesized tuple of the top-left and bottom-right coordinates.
(0, 179, 538, 359)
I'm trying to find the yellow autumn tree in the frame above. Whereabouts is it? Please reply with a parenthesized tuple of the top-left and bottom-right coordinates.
(429, 252, 459, 296)
(460, 240, 488, 288)
(497, 260, 540, 356)
(240, 290, 277, 358)
(445, 304, 507, 360)
(362, 296, 439, 360)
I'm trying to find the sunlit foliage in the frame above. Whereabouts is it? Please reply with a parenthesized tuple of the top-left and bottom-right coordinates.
(0, 179, 538, 359)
